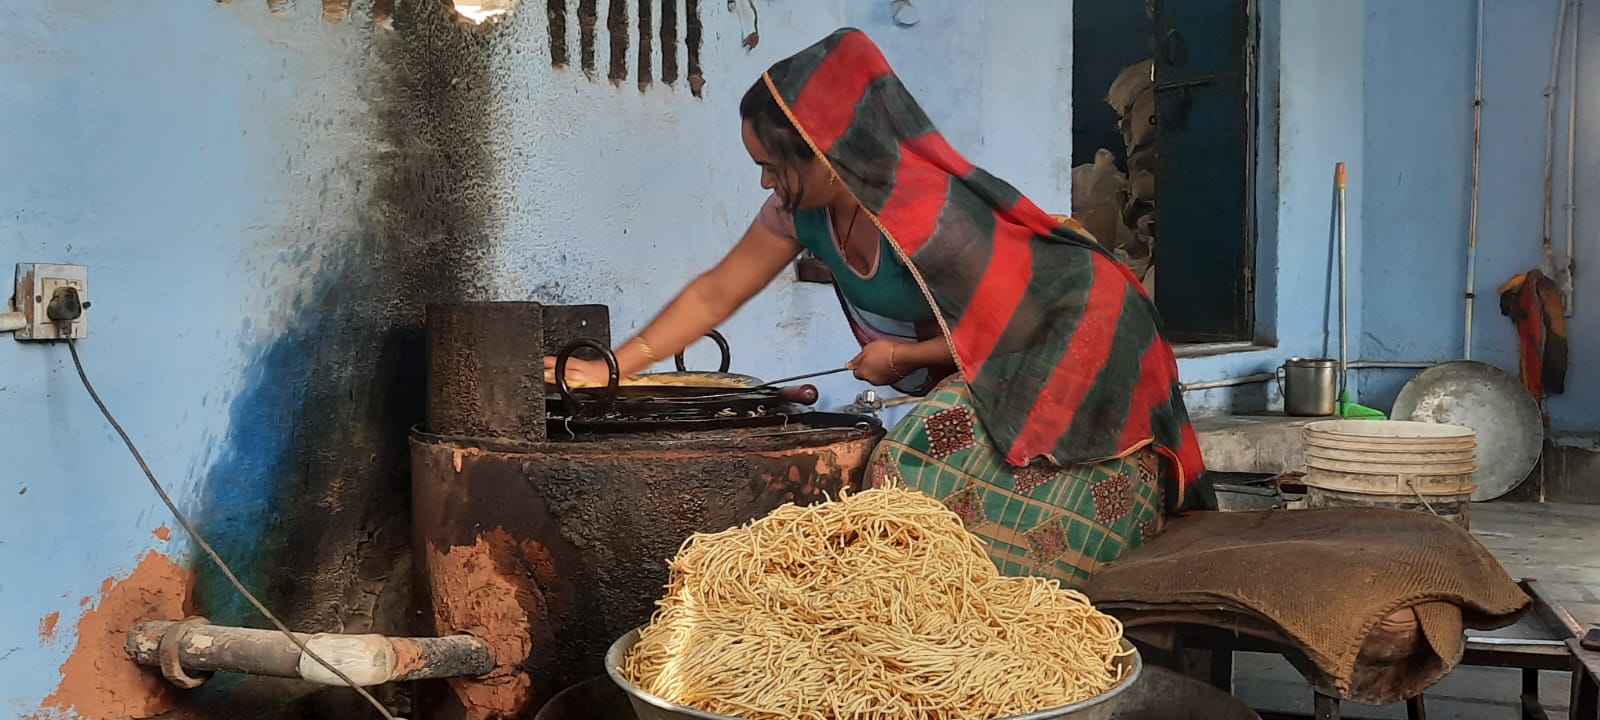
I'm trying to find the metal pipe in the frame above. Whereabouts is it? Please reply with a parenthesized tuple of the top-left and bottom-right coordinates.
(127, 620, 494, 688)
(842, 390, 924, 415)
(1179, 361, 1440, 393)
(1466, 0, 1486, 360)
(1180, 372, 1276, 392)
(1346, 360, 1442, 369)
(1542, 0, 1573, 276)
(1466, 636, 1568, 647)
(1336, 163, 1350, 398)
(1564, 0, 1582, 315)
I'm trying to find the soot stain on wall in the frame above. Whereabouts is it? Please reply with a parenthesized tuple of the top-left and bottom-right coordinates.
(188, 0, 498, 714)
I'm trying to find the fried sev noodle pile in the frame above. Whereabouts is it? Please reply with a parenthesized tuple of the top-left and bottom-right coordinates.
(621, 488, 1131, 720)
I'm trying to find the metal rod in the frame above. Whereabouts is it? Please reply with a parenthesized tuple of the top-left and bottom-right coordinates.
(1565, 0, 1582, 315)
(1543, 0, 1573, 275)
(1464, 636, 1568, 647)
(1466, 0, 1486, 360)
(1336, 163, 1349, 398)
(1178, 361, 1441, 393)
(763, 367, 851, 386)
(1405, 478, 1443, 518)
(1180, 373, 1277, 392)
(1346, 360, 1443, 369)
(127, 620, 494, 688)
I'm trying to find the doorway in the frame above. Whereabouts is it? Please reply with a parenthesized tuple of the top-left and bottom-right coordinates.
(1071, 0, 1257, 344)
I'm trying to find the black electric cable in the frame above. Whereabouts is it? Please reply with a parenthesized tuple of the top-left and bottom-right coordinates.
(66, 339, 399, 720)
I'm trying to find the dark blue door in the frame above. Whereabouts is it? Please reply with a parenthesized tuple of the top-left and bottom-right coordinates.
(1152, 0, 1254, 342)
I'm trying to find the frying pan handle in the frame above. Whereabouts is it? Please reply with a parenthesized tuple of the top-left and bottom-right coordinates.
(674, 329, 732, 373)
(555, 338, 620, 414)
(778, 384, 819, 406)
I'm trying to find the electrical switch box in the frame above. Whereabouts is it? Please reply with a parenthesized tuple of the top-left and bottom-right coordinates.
(12, 263, 89, 341)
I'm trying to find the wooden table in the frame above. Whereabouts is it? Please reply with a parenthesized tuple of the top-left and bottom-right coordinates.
(1460, 580, 1591, 720)
(1567, 637, 1600, 720)
(1190, 579, 1592, 720)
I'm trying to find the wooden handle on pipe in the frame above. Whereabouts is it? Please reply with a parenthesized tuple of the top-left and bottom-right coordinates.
(778, 384, 819, 405)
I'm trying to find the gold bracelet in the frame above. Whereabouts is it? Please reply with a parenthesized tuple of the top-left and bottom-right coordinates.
(888, 343, 907, 380)
(636, 335, 661, 362)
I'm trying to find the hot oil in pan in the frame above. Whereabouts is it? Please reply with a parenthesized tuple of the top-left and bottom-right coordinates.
(561, 374, 757, 390)
(548, 413, 878, 444)
(549, 397, 800, 440)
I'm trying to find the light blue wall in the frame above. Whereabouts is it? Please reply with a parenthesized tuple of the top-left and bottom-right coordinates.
(1, 4, 382, 715)
(499, 0, 1077, 376)
(1174, 0, 1370, 413)
(0, 1, 1073, 714)
(1354, 0, 1599, 432)
(1179, 0, 1599, 435)
(9, 0, 1591, 713)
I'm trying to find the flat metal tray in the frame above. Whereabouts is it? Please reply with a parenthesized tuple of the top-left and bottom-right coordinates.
(1463, 579, 1584, 668)
(1392, 360, 1544, 501)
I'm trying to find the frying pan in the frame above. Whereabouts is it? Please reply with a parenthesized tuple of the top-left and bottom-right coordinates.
(549, 333, 821, 417)
(1391, 360, 1544, 501)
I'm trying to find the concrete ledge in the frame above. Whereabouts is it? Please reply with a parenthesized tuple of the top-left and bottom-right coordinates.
(1198, 418, 1600, 505)
(1194, 413, 1329, 475)
(1503, 432, 1600, 505)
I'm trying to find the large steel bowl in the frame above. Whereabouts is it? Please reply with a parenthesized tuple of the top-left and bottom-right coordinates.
(540, 666, 1254, 720)
(603, 626, 1144, 720)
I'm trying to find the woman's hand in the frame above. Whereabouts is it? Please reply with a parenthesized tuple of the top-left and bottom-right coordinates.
(543, 356, 617, 388)
(849, 339, 912, 386)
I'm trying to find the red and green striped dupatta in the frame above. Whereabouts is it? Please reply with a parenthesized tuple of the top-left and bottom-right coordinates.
(762, 29, 1209, 509)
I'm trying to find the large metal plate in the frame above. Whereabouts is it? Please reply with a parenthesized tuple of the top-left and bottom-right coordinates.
(1392, 361, 1544, 501)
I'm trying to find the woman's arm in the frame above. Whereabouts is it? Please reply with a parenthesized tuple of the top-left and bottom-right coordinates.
(850, 336, 956, 386)
(896, 337, 956, 371)
(546, 219, 802, 382)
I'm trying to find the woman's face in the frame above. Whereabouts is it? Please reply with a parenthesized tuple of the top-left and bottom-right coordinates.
(741, 120, 838, 209)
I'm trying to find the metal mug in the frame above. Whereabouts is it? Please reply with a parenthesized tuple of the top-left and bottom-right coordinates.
(1278, 357, 1338, 417)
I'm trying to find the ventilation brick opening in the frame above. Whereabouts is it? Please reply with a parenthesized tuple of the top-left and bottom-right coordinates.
(607, 0, 629, 83)
(548, 0, 569, 65)
(322, 0, 352, 21)
(545, 0, 702, 94)
(453, 0, 515, 24)
(373, 0, 395, 28)
(579, 0, 599, 76)
(659, 0, 679, 84)
(636, 0, 653, 89)
(685, 0, 703, 96)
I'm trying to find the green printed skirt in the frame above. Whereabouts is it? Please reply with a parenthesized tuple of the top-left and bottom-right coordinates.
(869, 377, 1165, 589)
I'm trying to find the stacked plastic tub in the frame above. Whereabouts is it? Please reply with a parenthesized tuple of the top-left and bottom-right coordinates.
(1301, 420, 1478, 529)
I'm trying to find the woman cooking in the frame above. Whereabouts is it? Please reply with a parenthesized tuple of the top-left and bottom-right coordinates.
(545, 28, 1215, 587)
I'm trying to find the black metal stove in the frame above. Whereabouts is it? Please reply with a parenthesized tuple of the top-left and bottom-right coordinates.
(412, 302, 883, 718)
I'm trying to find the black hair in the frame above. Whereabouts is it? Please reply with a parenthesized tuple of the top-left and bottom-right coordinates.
(739, 77, 816, 211)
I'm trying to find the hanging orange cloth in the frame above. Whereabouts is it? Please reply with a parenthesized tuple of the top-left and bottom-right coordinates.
(1498, 269, 1568, 399)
